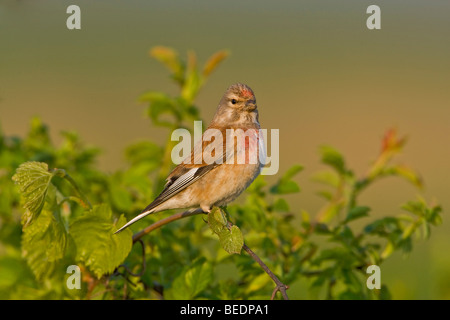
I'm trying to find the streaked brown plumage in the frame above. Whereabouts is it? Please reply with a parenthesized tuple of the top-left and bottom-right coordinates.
(115, 83, 264, 233)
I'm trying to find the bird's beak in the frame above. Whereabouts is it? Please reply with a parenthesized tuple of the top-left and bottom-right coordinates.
(245, 100, 257, 111)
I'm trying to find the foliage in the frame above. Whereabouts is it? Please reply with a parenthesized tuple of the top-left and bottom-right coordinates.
(0, 46, 442, 300)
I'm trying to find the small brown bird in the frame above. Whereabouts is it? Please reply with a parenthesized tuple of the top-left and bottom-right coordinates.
(115, 83, 264, 233)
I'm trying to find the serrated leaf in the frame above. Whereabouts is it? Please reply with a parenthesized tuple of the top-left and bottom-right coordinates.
(21, 209, 67, 281)
(208, 207, 227, 234)
(208, 208, 244, 254)
(69, 204, 132, 279)
(219, 225, 244, 255)
(12, 161, 56, 227)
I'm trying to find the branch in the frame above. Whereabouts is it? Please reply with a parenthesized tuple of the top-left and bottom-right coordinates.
(131, 207, 289, 300)
(132, 208, 204, 243)
(223, 218, 289, 300)
(242, 243, 289, 300)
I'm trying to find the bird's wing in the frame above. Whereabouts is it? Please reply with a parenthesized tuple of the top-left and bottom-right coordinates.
(143, 128, 233, 213)
(141, 162, 219, 213)
(147, 129, 234, 212)
(114, 128, 234, 234)
(114, 162, 219, 234)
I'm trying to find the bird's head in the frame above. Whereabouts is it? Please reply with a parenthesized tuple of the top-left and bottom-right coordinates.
(211, 83, 259, 127)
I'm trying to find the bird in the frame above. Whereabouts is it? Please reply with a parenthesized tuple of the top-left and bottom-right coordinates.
(115, 83, 265, 234)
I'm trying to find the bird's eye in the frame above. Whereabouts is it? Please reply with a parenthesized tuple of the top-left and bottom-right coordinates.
(231, 99, 237, 104)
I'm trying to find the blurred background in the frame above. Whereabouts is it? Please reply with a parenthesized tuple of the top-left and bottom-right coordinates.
(1, 0, 449, 299)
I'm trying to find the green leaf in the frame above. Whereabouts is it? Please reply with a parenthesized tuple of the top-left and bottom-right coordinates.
(125, 141, 163, 167)
(364, 217, 400, 235)
(381, 241, 394, 260)
(312, 247, 357, 266)
(208, 208, 244, 254)
(384, 165, 423, 189)
(208, 207, 228, 234)
(69, 204, 133, 279)
(244, 272, 271, 294)
(379, 284, 392, 300)
(21, 209, 67, 281)
(219, 225, 244, 255)
(273, 198, 290, 212)
(270, 180, 300, 194)
(202, 50, 229, 77)
(167, 257, 213, 299)
(402, 198, 442, 226)
(338, 290, 362, 300)
(320, 146, 348, 175)
(184, 258, 214, 297)
(270, 165, 303, 195)
(141, 93, 179, 127)
(181, 52, 201, 103)
(108, 175, 133, 212)
(344, 206, 370, 223)
(149, 46, 185, 84)
(12, 161, 56, 227)
(282, 164, 304, 180)
(312, 170, 340, 188)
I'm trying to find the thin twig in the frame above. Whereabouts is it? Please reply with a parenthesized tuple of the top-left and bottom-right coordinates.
(132, 208, 204, 243)
(242, 243, 289, 300)
(114, 239, 147, 278)
(223, 214, 289, 300)
(131, 207, 289, 300)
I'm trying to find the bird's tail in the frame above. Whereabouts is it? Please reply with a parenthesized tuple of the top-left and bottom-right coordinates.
(114, 208, 155, 234)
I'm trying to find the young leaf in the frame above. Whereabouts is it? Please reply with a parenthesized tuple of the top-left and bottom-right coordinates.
(282, 164, 304, 180)
(385, 165, 423, 189)
(208, 207, 227, 234)
(69, 204, 132, 279)
(149, 46, 185, 84)
(21, 209, 67, 281)
(12, 161, 56, 227)
(270, 164, 303, 194)
(202, 50, 229, 78)
(208, 208, 244, 254)
(219, 225, 244, 255)
(181, 51, 201, 103)
(320, 146, 349, 176)
(312, 170, 340, 188)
